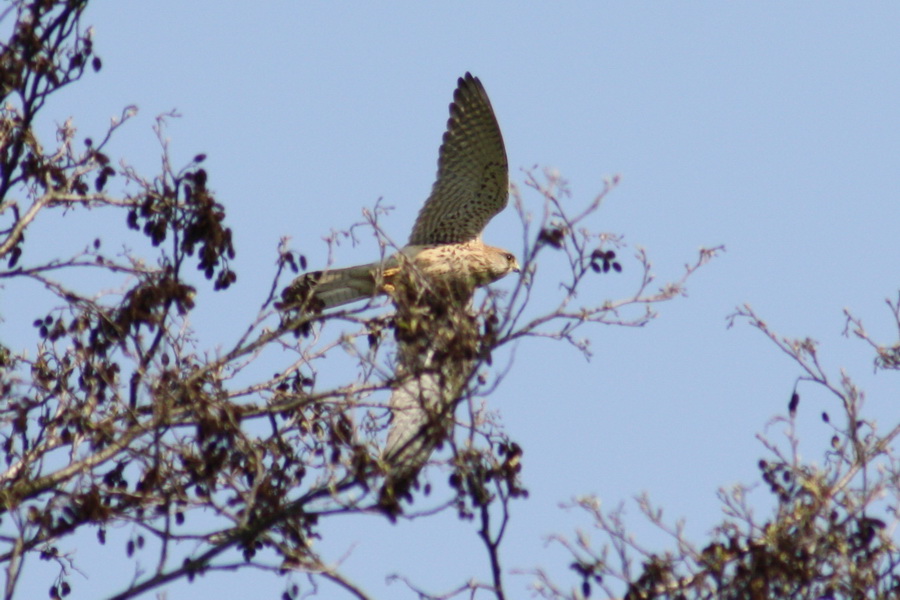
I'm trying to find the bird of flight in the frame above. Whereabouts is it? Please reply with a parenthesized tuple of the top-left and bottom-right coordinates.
(280, 73, 519, 312)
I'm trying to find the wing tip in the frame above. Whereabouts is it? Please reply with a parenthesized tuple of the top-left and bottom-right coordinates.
(456, 72, 486, 101)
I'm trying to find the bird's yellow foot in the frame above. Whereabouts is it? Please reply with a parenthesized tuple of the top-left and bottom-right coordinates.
(381, 267, 401, 294)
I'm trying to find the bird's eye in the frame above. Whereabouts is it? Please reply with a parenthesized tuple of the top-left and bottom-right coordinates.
(504, 253, 514, 262)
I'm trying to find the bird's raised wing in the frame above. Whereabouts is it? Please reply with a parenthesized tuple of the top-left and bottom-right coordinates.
(408, 73, 509, 246)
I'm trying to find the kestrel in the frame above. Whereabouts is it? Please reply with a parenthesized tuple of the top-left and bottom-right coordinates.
(280, 73, 519, 312)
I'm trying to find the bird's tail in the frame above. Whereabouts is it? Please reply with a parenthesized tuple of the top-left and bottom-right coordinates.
(281, 262, 379, 310)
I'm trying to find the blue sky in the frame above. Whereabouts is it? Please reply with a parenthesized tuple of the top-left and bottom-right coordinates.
(8, 2, 900, 598)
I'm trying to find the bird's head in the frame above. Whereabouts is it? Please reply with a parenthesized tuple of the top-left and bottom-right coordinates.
(484, 246, 521, 283)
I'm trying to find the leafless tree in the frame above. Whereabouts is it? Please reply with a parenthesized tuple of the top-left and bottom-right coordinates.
(0, 2, 721, 599)
(531, 301, 900, 600)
